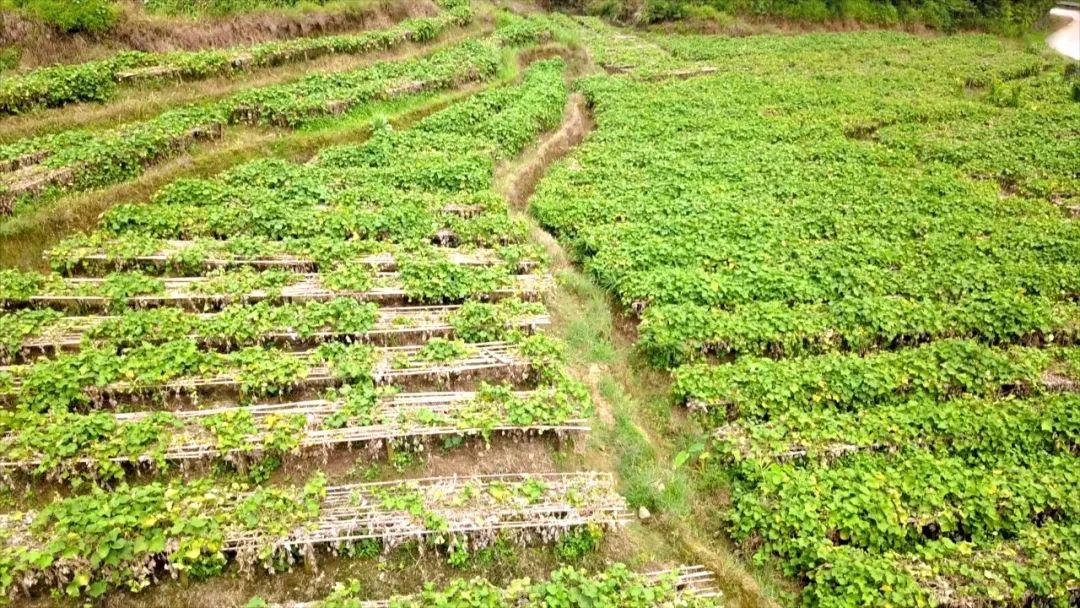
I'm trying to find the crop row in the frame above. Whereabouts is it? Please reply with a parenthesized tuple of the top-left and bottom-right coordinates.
(545, 173, 1068, 248)
(0, 0, 472, 116)
(725, 448, 1079, 576)
(0, 472, 627, 601)
(0, 381, 589, 482)
(0, 266, 549, 313)
(604, 260, 1080, 312)
(82, 159, 527, 242)
(0, 298, 548, 363)
(0, 39, 507, 215)
(0, 334, 568, 412)
(811, 523, 1080, 608)
(638, 293, 1080, 367)
(673, 338, 1076, 420)
(256, 564, 722, 608)
(94, 197, 528, 245)
(712, 392, 1080, 467)
(48, 237, 542, 276)
(588, 248, 1080, 310)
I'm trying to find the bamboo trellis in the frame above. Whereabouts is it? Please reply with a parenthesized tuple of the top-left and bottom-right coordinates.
(0, 390, 589, 469)
(12, 305, 549, 360)
(1, 474, 629, 590)
(1, 341, 534, 401)
(17, 273, 553, 311)
(56, 243, 539, 274)
(269, 565, 720, 608)
(223, 472, 629, 552)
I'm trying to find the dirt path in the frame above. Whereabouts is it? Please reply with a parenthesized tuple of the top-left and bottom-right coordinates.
(1048, 6, 1080, 60)
(494, 77, 783, 608)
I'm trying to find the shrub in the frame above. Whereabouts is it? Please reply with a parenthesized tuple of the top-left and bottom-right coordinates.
(837, 0, 900, 23)
(645, 0, 688, 22)
(10, 0, 119, 33)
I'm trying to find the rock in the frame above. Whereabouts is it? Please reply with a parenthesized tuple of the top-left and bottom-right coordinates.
(638, 506, 651, 520)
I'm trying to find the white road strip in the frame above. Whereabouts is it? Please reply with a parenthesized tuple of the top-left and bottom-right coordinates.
(1048, 7, 1080, 60)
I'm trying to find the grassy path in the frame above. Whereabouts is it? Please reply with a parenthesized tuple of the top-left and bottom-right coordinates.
(494, 83, 783, 608)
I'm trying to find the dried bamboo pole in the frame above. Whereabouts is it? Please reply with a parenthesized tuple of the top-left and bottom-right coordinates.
(56, 244, 540, 276)
(20, 274, 553, 311)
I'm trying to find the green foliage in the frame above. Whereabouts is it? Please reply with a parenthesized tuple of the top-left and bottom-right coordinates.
(320, 263, 373, 292)
(493, 11, 553, 47)
(0, 58, 581, 602)
(414, 338, 472, 363)
(0, 474, 326, 598)
(400, 255, 512, 302)
(6, 0, 119, 33)
(530, 19, 1080, 608)
(516, 334, 567, 382)
(314, 342, 375, 383)
(0, 308, 62, 363)
(0, 47, 20, 72)
(0, 6, 473, 115)
(554, 524, 604, 561)
(449, 299, 546, 342)
(283, 563, 723, 608)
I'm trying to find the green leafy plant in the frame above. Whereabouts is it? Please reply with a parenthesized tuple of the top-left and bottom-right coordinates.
(10, 0, 120, 33)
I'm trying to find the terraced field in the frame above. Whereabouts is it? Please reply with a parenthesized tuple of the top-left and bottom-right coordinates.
(0, 5, 489, 216)
(532, 16, 1080, 608)
(1, 2, 1077, 607)
(3, 49, 590, 594)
